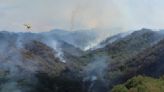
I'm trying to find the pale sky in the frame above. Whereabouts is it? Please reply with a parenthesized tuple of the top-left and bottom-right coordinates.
(0, 0, 164, 32)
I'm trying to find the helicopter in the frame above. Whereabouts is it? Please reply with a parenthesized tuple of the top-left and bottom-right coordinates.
(24, 24, 32, 30)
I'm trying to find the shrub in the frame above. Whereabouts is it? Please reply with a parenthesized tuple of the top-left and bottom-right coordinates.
(112, 85, 128, 92)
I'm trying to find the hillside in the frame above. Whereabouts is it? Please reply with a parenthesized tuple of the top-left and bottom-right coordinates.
(79, 29, 164, 73)
(106, 38, 164, 91)
(0, 29, 163, 92)
(112, 76, 164, 92)
(124, 38, 164, 78)
(88, 28, 164, 62)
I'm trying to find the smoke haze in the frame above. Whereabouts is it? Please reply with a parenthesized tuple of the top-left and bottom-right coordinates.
(0, 0, 164, 34)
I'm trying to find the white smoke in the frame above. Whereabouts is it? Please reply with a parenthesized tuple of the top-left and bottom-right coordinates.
(46, 40, 66, 63)
(0, 43, 38, 92)
(92, 31, 133, 50)
(83, 55, 110, 92)
(16, 34, 23, 48)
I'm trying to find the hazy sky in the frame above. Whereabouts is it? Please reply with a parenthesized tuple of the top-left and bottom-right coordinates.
(0, 0, 164, 32)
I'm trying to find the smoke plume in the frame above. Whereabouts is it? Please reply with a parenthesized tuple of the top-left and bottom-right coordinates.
(82, 55, 110, 92)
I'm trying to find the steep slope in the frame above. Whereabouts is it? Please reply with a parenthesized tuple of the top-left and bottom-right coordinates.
(0, 38, 67, 92)
(79, 29, 164, 73)
(0, 30, 87, 92)
(22, 40, 66, 76)
(77, 29, 164, 91)
(124, 38, 164, 78)
(88, 28, 164, 62)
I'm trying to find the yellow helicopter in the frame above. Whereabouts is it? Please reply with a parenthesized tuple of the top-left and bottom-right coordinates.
(24, 24, 32, 31)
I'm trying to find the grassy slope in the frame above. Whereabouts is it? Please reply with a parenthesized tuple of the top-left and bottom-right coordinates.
(112, 75, 164, 92)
